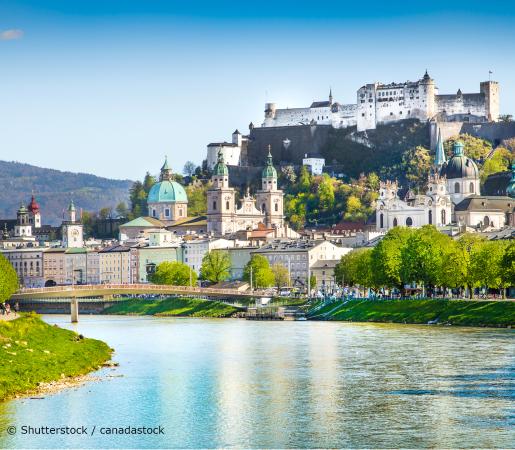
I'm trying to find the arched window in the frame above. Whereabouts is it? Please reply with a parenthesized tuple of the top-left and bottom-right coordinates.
(441, 209, 446, 224)
(454, 182, 460, 193)
(213, 201, 217, 210)
(226, 201, 230, 210)
(393, 217, 398, 227)
(261, 203, 266, 213)
(484, 216, 490, 227)
(470, 182, 474, 193)
(428, 210, 432, 225)
(380, 213, 384, 228)
(406, 217, 413, 227)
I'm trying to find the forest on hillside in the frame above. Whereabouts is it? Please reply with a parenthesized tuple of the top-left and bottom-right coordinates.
(0, 161, 132, 225)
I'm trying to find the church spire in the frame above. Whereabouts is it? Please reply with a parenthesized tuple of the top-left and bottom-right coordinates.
(329, 87, 333, 104)
(160, 156, 173, 181)
(435, 128, 446, 168)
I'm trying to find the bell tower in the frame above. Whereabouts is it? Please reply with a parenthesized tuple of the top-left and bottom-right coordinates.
(256, 146, 284, 229)
(207, 151, 236, 235)
(62, 200, 84, 248)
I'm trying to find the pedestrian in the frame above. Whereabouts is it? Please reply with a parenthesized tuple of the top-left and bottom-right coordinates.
(5, 303, 10, 316)
(13, 302, 19, 317)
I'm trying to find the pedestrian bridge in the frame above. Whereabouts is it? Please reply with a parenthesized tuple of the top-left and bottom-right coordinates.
(11, 283, 257, 301)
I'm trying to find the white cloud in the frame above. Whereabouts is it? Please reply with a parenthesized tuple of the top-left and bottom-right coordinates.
(0, 29, 24, 41)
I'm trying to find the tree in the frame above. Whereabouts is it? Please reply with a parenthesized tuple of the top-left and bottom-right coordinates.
(481, 147, 511, 183)
(149, 261, 197, 286)
(183, 161, 197, 177)
(0, 254, 18, 302)
(271, 263, 290, 288)
(185, 182, 209, 216)
(243, 255, 274, 288)
(318, 174, 335, 211)
(335, 248, 375, 289)
(281, 165, 297, 184)
(371, 226, 414, 291)
(402, 146, 432, 190)
(115, 202, 129, 218)
(298, 166, 312, 193)
(470, 240, 507, 295)
(344, 195, 364, 221)
(200, 250, 232, 283)
(400, 226, 453, 295)
(143, 172, 156, 193)
(99, 207, 113, 220)
(499, 114, 513, 123)
(456, 233, 486, 298)
(309, 274, 317, 292)
(501, 240, 515, 287)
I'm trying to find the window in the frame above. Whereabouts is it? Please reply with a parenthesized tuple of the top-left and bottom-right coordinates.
(261, 203, 266, 213)
(484, 216, 490, 227)
(213, 201, 217, 210)
(441, 209, 446, 224)
(393, 218, 398, 227)
(470, 182, 474, 193)
(380, 213, 384, 228)
(406, 217, 413, 227)
(454, 182, 460, 193)
(165, 209, 170, 217)
(226, 201, 230, 210)
(428, 210, 432, 225)
(275, 203, 279, 212)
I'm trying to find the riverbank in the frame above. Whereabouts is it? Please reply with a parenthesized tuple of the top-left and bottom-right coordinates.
(103, 297, 240, 317)
(0, 314, 112, 401)
(309, 298, 515, 327)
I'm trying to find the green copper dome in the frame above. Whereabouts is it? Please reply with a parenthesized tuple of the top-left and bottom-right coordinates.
(439, 141, 479, 179)
(213, 150, 229, 176)
(147, 180, 188, 203)
(262, 149, 277, 178)
(507, 163, 515, 198)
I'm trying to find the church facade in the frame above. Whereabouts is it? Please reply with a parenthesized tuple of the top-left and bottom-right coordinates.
(207, 149, 284, 236)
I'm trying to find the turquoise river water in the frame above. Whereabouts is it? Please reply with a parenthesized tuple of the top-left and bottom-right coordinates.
(0, 316, 514, 448)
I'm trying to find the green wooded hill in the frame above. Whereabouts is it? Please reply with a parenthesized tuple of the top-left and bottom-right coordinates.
(0, 160, 133, 225)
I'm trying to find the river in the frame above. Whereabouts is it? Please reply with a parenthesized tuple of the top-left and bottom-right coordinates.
(0, 316, 513, 448)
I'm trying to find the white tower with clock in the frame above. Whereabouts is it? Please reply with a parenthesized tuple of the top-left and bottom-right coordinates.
(62, 200, 84, 248)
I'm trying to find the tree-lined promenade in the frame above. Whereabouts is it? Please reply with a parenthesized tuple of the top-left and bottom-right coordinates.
(335, 226, 515, 298)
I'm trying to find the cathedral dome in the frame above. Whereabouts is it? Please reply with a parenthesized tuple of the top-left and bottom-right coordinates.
(439, 141, 479, 179)
(148, 180, 188, 203)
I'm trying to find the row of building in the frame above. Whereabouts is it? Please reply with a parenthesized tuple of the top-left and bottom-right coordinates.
(2, 228, 350, 291)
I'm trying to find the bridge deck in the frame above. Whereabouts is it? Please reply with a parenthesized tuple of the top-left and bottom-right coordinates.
(11, 284, 259, 301)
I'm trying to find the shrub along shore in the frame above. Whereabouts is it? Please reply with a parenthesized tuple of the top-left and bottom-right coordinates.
(308, 298, 515, 328)
(0, 314, 112, 401)
(103, 297, 240, 318)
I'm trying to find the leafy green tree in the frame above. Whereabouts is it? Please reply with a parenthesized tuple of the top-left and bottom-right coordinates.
(344, 195, 364, 221)
(200, 250, 232, 283)
(470, 240, 507, 295)
(481, 147, 511, 183)
(99, 207, 113, 220)
(0, 254, 18, 302)
(402, 146, 432, 190)
(186, 182, 209, 216)
(143, 172, 156, 193)
(501, 240, 515, 287)
(298, 166, 312, 193)
(272, 263, 290, 288)
(371, 226, 414, 292)
(243, 255, 274, 288)
(318, 174, 335, 211)
(400, 226, 453, 294)
(366, 172, 380, 191)
(309, 274, 317, 291)
(150, 261, 197, 286)
(456, 233, 487, 297)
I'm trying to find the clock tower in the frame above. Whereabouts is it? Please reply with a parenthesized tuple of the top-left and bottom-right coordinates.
(62, 200, 84, 248)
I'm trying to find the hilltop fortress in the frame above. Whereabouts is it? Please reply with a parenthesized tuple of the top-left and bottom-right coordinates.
(262, 71, 499, 132)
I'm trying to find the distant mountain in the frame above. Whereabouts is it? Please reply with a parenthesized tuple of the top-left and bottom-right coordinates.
(0, 161, 133, 225)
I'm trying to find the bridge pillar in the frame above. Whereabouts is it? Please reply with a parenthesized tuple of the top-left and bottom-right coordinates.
(70, 298, 79, 323)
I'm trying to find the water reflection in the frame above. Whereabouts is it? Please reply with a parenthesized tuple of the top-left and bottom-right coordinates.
(0, 317, 513, 448)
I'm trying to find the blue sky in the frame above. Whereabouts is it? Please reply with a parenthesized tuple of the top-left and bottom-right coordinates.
(1, 0, 514, 180)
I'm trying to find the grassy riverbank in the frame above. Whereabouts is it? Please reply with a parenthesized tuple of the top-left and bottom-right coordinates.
(103, 297, 240, 318)
(0, 314, 112, 401)
(309, 299, 515, 327)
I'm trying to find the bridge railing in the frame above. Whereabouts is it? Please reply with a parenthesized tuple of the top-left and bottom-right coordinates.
(17, 284, 256, 297)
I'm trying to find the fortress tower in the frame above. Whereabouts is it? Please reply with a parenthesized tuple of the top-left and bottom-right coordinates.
(480, 80, 500, 122)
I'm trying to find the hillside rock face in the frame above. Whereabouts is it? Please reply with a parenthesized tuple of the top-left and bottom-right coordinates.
(0, 161, 132, 225)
